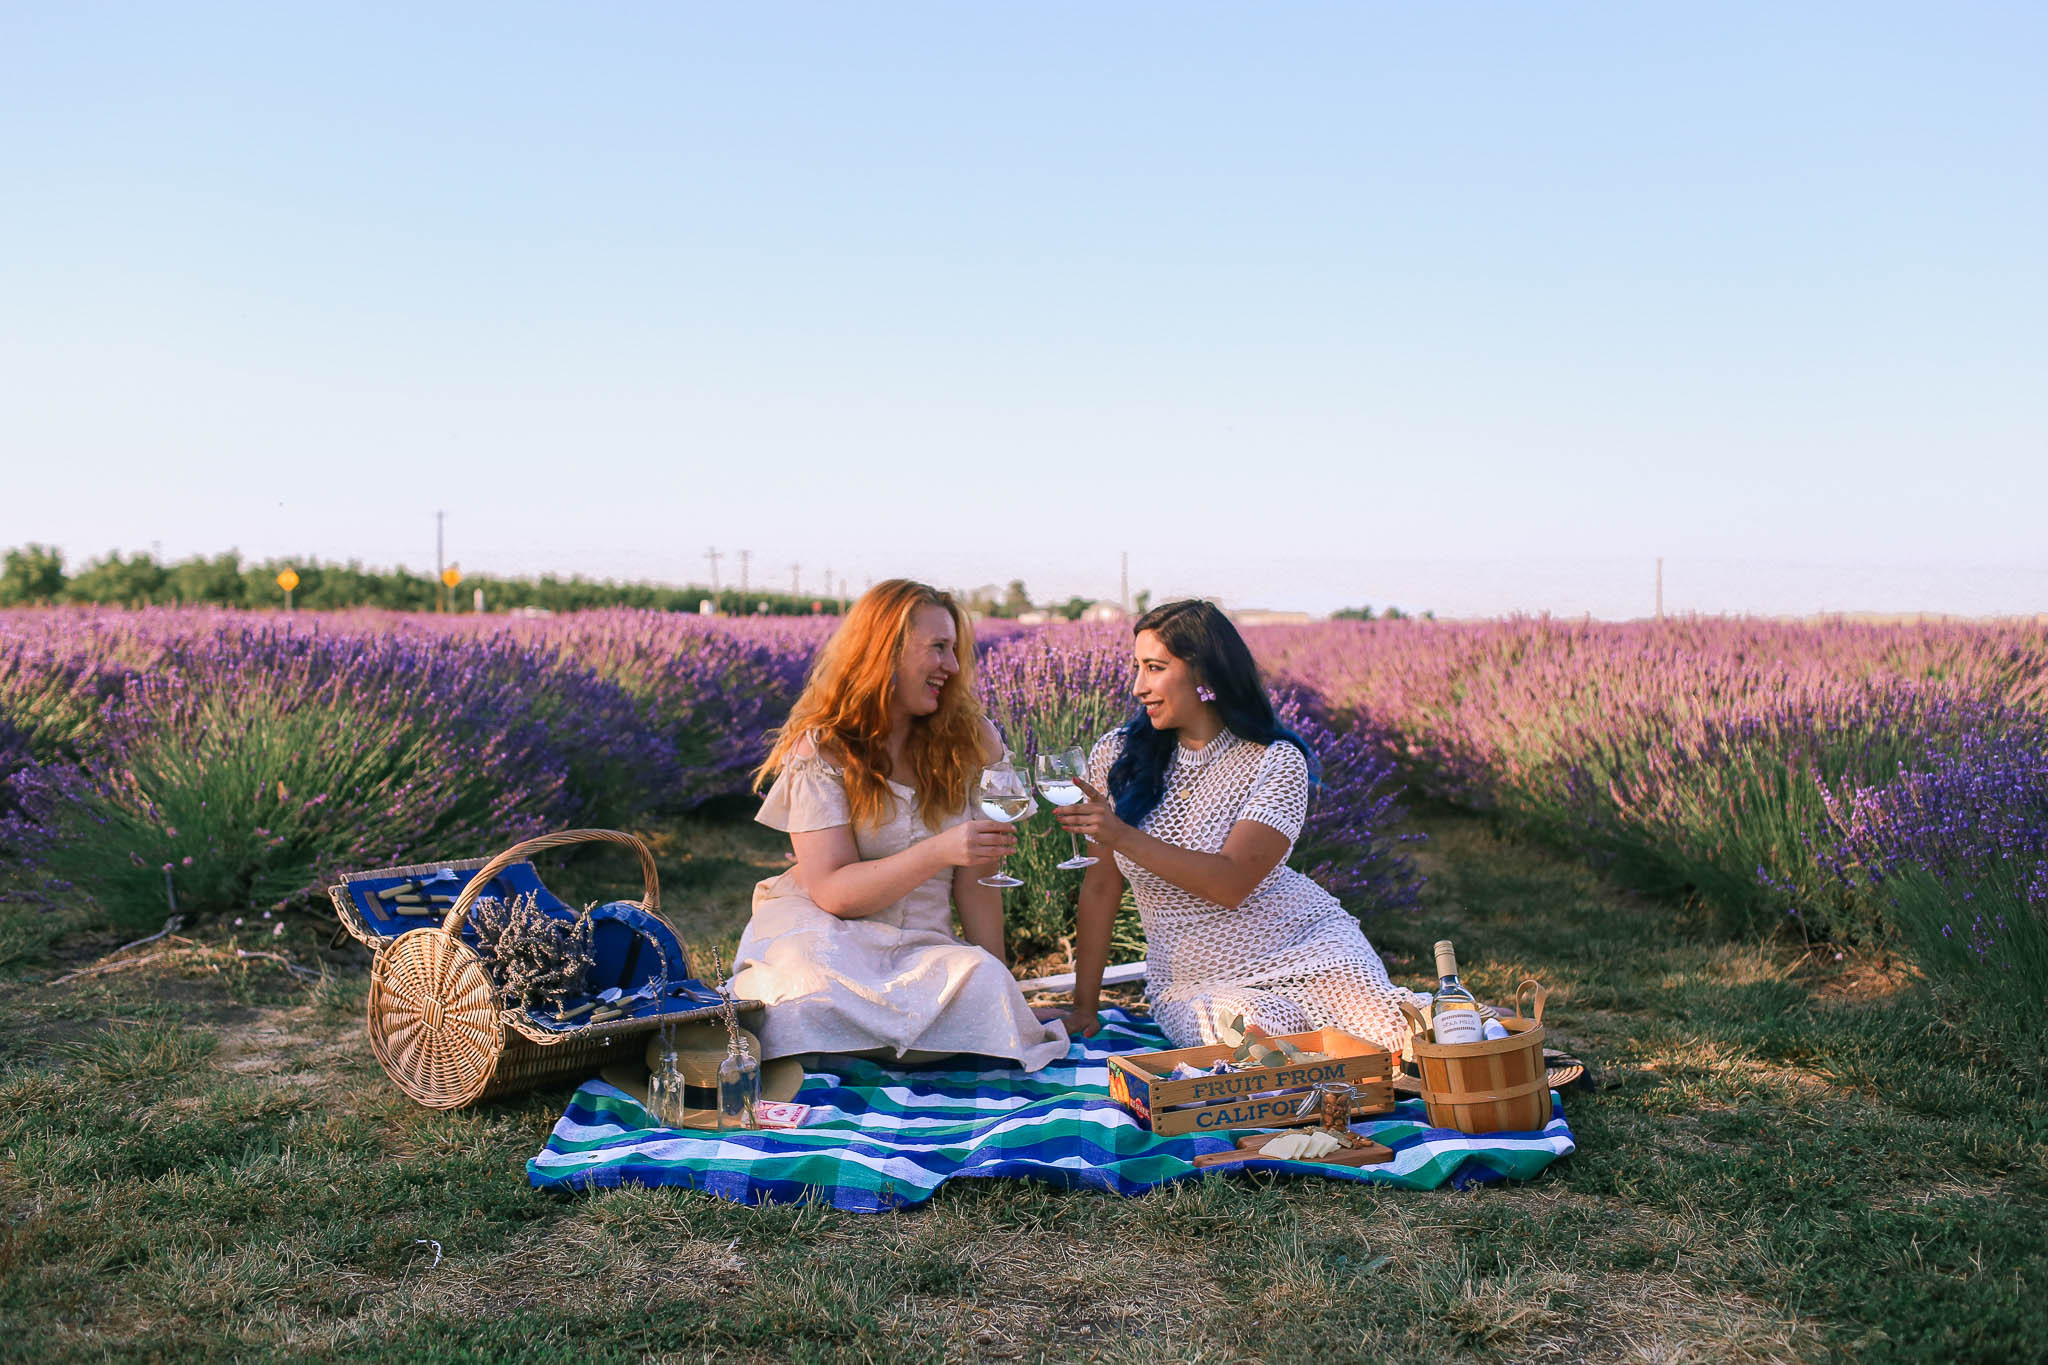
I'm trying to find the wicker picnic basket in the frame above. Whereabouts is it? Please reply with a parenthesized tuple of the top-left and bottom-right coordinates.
(1401, 978, 1552, 1135)
(333, 829, 741, 1110)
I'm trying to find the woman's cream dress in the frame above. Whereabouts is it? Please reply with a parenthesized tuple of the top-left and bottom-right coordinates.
(731, 746, 1068, 1070)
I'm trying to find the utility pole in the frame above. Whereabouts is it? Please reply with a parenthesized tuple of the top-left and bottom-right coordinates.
(790, 562, 800, 598)
(1656, 557, 1664, 621)
(737, 549, 750, 615)
(1120, 550, 1129, 616)
(705, 547, 723, 600)
(436, 510, 446, 613)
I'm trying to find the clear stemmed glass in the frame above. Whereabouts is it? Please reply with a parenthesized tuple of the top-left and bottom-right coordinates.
(975, 761, 1035, 888)
(1035, 748, 1098, 870)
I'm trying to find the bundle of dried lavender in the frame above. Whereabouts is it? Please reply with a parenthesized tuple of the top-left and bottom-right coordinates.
(701, 940, 745, 1052)
(469, 892, 594, 1013)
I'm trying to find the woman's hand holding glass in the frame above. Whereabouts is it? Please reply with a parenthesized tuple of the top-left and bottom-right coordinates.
(932, 817, 1018, 870)
(974, 762, 1037, 888)
(1034, 748, 1098, 870)
(1051, 777, 1133, 854)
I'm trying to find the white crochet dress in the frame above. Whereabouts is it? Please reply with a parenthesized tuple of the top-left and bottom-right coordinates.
(732, 744, 1069, 1071)
(1089, 727, 1424, 1054)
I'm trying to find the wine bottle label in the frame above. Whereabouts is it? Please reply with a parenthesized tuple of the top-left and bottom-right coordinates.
(1433, 1009, 1484, 1045)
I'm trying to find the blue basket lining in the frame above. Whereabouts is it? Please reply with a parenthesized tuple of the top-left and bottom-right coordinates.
(344, 864, 721, 1031)
(344, 862, 571, 939)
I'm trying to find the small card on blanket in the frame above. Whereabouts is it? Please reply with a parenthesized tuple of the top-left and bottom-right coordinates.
(754, 1100, 811, 1128)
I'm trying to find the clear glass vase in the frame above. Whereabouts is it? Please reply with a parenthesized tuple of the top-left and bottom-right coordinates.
(646, 1026, 690, 1128)
(717, 1045, 760, 1130)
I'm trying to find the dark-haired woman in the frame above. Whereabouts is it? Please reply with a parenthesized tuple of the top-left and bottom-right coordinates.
(1054, 599, 1424, 1055)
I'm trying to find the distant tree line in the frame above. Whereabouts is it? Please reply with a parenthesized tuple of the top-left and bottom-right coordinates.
(961, 579, 1123, 621)
(1332, 605, 1430, 621)
(0, 544, 839, 615)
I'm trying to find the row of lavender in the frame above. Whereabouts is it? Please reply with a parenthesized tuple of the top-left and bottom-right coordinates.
(0, 609, 1418, 962)
(8, 606, 2040, 1044)
(1255, 617, 2048, 1053)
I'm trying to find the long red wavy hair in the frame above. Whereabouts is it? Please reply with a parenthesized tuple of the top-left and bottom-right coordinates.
(756, 580, 986, 831)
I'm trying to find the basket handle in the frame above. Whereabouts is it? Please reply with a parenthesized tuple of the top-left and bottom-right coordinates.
(443, 829, 662, 934)
(1515, 977, 1548, 1024)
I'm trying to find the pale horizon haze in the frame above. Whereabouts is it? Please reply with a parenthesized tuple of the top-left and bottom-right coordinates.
(3, 4, 2043, 619)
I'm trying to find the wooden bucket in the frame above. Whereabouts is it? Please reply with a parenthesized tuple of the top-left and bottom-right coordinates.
(1401, 978, 1552, 1135)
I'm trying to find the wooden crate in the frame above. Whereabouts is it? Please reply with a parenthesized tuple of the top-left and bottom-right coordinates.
(1107, 1027, 1394, 1137)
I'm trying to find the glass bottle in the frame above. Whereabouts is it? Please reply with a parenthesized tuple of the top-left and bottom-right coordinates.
(646, 1024, 691, 1127)
(717, 1040, 760, 1129)
(1431, 940, 1485, 1046)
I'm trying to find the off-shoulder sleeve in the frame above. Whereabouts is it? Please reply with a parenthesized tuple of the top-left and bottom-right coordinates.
(1086, 729, 1126, 792)
(1238, 741, 1309, 843)
(756, 751, 852, 833)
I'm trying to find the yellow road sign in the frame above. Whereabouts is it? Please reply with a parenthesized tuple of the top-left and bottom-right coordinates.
(276, 569, 300, 593)
(441, 565, 463, 589)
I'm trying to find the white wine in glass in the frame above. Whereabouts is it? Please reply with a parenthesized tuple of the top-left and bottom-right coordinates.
(1035, 748, 1097, 869)
(976, 763, 1034, 888)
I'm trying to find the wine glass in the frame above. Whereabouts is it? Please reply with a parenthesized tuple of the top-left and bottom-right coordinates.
(975, 762, 1035, 888)
(1035, 748, 1098, 870)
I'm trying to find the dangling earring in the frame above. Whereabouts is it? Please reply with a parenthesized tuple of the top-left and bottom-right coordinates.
(1196, 684, 1217, 703)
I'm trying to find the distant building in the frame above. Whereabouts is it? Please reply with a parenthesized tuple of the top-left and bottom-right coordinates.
(1014, 609, 1053, 625)
(1081, 601, 1127, 623)
(1229, 608, 1315, 627)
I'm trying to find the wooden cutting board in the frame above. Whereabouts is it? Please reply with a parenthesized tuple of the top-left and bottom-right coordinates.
(1193, 1130, 1395, 1169)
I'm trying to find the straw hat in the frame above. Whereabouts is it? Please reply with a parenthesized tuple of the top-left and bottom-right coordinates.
(600, 1019, 803, 1129)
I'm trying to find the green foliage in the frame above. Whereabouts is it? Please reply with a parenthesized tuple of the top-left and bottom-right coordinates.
(1331, 605, 1377, 621)
(0, 544, 839, 615)
(1864, 863, 2048, 1069)
(0, 544, 65, 605)
(1053, 596, 1092, 621)
(63, 551, 169, 605)
(43, 685, 533, 934)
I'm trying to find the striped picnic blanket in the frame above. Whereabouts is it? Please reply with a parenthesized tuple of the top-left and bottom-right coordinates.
(528, 1008, 1576, 1211)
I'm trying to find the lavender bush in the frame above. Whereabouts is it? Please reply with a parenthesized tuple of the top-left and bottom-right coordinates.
(32, 625, 671, 931)
(1272, 687, 1425, 915)
(0, 716, 80, 906)
(18, 599, 2042, 1045)
(1255, 617, 2048, 937)
(978, 624, 1145, 960)
(466, 610, 816, 810)
(1822, 729, 2048, 1061)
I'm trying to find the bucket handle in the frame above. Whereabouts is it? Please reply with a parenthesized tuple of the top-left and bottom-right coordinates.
(1514, 977, 1548, 1024)
(1398, 997, 1432, 1045)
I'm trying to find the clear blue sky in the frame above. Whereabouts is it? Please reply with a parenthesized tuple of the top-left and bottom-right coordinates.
(3, 3, 2043, 617)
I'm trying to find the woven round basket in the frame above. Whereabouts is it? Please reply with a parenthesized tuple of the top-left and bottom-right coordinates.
(366, 829, 672, 1109)
(1401, 978, 1553, 1135)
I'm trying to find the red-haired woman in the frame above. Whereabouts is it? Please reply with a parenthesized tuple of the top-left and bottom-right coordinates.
(731, 580, 1068, 1070)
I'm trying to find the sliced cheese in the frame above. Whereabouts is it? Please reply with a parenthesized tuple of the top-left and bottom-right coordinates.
(1261, 1128, 1343, 1161)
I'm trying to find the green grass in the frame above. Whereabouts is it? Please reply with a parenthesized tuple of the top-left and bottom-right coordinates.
(3, 808, 2043, 1362)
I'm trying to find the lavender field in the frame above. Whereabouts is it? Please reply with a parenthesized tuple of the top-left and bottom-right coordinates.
(3, 607, 2044, 1057)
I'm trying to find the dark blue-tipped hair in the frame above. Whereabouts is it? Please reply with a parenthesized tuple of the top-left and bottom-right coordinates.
(1107, 599, 1317, 829)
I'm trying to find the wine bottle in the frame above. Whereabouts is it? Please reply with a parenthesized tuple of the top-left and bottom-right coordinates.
(1431, 940, 1485, 1045)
